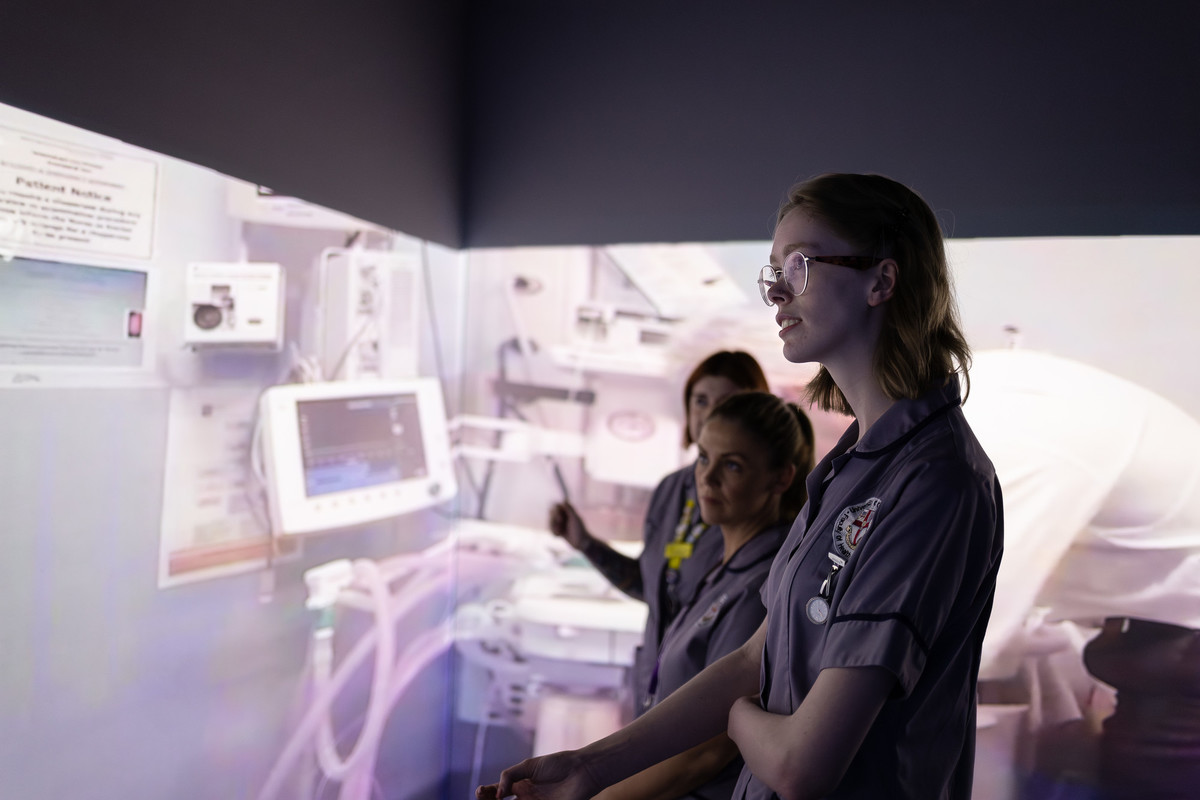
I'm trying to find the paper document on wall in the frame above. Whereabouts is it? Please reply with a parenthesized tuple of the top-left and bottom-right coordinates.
(158, 385, 299, 588)
(0, 124, 158, 261)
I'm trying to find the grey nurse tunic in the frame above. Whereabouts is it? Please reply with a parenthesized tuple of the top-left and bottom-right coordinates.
(650, 522, 789, 800)
(631, 463, 726, 716)
(734, 379, 1003, 800)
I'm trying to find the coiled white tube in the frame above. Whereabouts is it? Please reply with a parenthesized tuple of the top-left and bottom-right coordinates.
(313, 559, 396, 781)
(256, 567, 450, 800)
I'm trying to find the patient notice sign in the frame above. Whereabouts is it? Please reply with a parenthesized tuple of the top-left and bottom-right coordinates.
(0, 125, 158, 261)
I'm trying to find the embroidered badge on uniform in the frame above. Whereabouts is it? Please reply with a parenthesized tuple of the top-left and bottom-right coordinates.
(832, 498, 882, 559)
(695, 593, 729, 628)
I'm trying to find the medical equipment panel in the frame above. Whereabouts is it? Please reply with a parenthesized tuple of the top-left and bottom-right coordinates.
(318, 247, 420, 380)
(259, 378, 456, 534)
(184, 261, 285, 350)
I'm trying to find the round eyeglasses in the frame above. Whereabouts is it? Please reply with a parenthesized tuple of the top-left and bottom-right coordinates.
(757, 251, 884, 306)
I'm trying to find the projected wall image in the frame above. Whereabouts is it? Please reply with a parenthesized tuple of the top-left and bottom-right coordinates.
(4, 89, 1198, 800)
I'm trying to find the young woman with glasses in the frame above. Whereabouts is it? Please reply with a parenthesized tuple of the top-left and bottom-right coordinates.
(480, 173, 1003, 800)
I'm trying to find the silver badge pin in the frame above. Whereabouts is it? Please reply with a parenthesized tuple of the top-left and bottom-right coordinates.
(805, 595, 829, 624)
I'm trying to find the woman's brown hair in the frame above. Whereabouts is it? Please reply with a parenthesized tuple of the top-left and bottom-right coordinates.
(777, 173, 971, 414)
(681, 350, 770, 446)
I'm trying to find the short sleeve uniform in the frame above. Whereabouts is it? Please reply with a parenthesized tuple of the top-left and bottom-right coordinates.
(734, 379, 1003, 800)
(632, 463, 725, 716)
(649, 522, 788, 800)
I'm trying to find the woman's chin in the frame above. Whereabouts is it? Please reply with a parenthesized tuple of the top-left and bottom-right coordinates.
(781, 342, 814, 364)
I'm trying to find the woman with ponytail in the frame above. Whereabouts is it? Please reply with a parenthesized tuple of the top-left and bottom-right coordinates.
(592, 392, 813, 800)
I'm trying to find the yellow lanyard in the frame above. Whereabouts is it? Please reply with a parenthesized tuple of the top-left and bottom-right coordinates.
(664, 498, 708, 570)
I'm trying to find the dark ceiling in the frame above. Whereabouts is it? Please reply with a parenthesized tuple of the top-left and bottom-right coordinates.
(2, 1, 1197, 248)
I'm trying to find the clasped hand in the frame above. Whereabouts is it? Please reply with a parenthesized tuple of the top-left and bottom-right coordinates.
(476, 749, 597, 800)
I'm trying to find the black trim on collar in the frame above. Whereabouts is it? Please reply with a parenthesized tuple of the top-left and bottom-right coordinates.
(723, 547, 781, 575)
(846, 397, 957, 460)
(721, 525, 788, 575)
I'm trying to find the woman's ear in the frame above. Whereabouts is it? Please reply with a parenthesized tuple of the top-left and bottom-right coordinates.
(771, 463, 798, 495)
(866, 259, 898, 307)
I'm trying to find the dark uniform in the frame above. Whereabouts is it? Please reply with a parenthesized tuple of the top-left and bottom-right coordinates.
(649, 523, 789, 800)
(631, 463, 726, 716)
(734, 379, 1003, 800)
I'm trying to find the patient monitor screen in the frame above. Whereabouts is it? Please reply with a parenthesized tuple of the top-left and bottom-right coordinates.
(297, 393, 428, 497)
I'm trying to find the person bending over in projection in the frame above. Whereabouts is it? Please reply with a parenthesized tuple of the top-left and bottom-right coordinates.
(964, 348, 1200, 800)
(479, 172, 1002, 800)
(548, 350, 770, 718)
